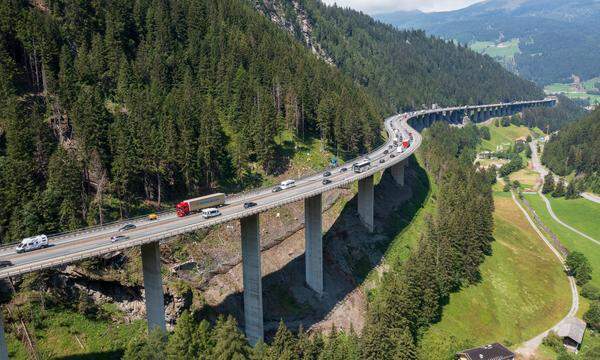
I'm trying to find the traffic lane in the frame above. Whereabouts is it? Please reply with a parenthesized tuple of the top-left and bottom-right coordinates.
(1, 117, 413, 270)
(3, 137, 414, 270)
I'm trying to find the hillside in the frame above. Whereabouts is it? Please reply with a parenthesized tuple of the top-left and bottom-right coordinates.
(542, 109, 600, 192)
(376, 0, 600, 87)
(254, 0, 543, 112)
(0, 0, 382, 241)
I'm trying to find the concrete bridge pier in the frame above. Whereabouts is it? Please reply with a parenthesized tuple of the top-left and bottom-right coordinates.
(358, 175, 374, 232)
(0, 310, 7, 360)
(304, 195, 323, 295)
(391, 161, 405, 187)
(241, 214, 263, 345)
(141, 241, 166, 333)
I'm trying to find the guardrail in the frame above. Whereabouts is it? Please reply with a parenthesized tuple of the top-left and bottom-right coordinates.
(0, 99, 551, 278)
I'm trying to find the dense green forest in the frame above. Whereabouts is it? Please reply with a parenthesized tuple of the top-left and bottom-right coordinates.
(542, 109, 600, 193)
(376, 0, 600, 86)
(0, 0, 383, 242)
(518, 96, 586, 133)
(0, 0, 546, 243)
(255, 0, 544, 111)
(119, 123, 495, 359)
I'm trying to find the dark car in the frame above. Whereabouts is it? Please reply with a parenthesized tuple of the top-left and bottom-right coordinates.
(323, 171, 331, 177)
(110, 235, 129, 243)
(384, 150, 389, 155)
(390, 154, 396, 158)
(379, 158, 386, 164)
(322, 179, 332, 185)
(244, 202, 257, 209)
(272, 186, 282, 193)
(119, 223, 136, 232)
(340, 167, 347, 172)
(0, 260, 13, 268)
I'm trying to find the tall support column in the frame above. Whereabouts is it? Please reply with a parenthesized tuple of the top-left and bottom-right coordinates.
(141, 241, 166, 333)
(241, 214, 263, 346)
(304, 195, 323, 295)
(391, 161, 405, 187)
(0, 309, 8, 360)
(358, 175, 374, 232)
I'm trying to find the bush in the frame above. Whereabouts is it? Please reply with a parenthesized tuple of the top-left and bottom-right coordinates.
(526, 135, 532, 143)
(542, 331, 563, 351)
(581, 284, 600, 300)
(584, 301, 600, 331)
(479, 126, 491, 140)
(503, 181, 511, 192)
(552, 179, 565, 197)
(565, 251, 593, 286)
(542, 174, 555, 194)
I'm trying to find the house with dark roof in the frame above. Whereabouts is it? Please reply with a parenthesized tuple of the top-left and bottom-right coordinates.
(557, 317, 586, 352)
(456, 343, 514, 360)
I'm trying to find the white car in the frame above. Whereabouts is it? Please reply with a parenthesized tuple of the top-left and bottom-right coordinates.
(201, 208, 221, 219)
(279, 180, 296, 190)
(15, 235, 48, 253)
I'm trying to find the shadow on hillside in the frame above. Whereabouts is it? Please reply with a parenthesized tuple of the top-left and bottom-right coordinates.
(55, 350, 123, 360)
(202, 156, 430, 339)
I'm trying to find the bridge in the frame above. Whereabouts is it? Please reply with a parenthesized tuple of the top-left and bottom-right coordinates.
(0, 98, 555, 357)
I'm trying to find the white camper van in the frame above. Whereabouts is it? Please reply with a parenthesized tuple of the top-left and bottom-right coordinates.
(201, 208, 221, 219)
(15, 235, 49, 253)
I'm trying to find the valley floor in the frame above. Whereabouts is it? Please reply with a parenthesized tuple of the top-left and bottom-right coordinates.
(418, 189, 571, 359)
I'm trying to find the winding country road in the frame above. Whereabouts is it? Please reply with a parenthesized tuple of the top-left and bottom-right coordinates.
(529, 141, 599, 246)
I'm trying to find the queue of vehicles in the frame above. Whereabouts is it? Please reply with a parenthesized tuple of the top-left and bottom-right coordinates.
(4, 122, 414, 266)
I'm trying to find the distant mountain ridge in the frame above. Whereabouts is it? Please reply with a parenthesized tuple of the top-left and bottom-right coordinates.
(254, 0, 543, 111)
(376, 0, 600, 85)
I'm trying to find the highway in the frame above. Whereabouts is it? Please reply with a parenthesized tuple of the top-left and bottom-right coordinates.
(0, 99, 554, 279)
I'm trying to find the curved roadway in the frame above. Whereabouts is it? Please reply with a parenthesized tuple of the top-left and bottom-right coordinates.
(0, 99, 554, 279)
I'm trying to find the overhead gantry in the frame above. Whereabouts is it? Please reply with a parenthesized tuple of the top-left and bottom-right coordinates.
(0, 98, 556, 355)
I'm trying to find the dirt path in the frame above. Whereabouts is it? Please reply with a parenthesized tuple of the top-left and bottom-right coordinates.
(581, 192, 600, 204)
(511, 191, 579, 358)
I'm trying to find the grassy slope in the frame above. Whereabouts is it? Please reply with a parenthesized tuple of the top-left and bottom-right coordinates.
(477, 123, 537, 152)
(470, 38, 520, 59)
(523, 194, 600, 289)
(7, 308, 146, 359)
(419, 192, 571, 357)
(545, 195, 600, 240)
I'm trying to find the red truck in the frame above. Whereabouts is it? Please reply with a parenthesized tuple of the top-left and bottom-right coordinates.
(176, 193, 226, 217)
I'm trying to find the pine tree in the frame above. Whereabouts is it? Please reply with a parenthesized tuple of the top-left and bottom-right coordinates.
(542, 174, 555, 194)
(552, 179, 565, 197)
(166, 310, 199, 360)
(211, 316, 249, 360)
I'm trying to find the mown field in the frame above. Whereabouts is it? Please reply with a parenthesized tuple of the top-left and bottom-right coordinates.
(419, 193, 571, 357)
(470, 39, 520, 63)
(477, 123, 538, 152)
(523, 193, 600, 289)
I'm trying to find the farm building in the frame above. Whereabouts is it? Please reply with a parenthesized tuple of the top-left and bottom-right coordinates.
(456, 343, 514, 360)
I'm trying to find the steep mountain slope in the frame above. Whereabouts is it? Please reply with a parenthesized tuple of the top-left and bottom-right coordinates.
(0, 0, 381, 241)
(376, 0, 600, 86)
(542, 109, 600, 192)
(255, 0, 544, 112)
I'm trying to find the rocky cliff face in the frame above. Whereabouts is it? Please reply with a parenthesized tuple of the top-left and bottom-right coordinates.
(255, 0, 334, 65)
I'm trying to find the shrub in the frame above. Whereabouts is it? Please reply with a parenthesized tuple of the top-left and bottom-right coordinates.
(581, 284, 600, 300)
(583, 301, 600, 331)
(565, 251, 592, 286)
(542, 331, 563, 351)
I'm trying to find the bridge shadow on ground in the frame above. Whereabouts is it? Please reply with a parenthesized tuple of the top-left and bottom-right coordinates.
(203, 157, 430, 339)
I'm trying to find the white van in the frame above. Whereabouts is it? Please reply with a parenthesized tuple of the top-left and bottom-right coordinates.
(280, 180, 296, 190)
(15, 235, 49, 253)
(201, 208, 221, 219)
